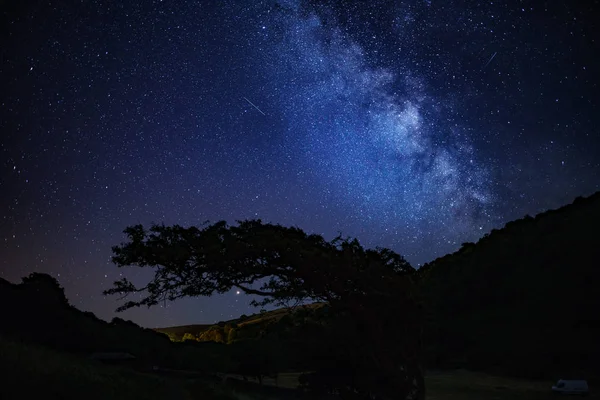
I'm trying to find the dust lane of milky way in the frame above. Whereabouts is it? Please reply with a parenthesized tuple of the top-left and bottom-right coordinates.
(1, 0, 598, 327)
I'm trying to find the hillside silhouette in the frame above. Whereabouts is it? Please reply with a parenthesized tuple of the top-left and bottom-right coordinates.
(0, 273, 333, 390)
(419, 191, 600, 379)
(2, 191, 600, 396)
(155, 192, 600, 382)
(0, 273, 233, 373)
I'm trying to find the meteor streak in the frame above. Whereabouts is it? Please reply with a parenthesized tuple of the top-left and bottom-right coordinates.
(482, 51, 497, 70)
(243, 96, 266, 116)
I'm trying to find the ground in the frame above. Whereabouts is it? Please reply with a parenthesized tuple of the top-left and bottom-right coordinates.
(225, 370, 596, 400)
(2, 335, 595, 400)
(0, 336, 187, 400)
(425, 369, 589, 400)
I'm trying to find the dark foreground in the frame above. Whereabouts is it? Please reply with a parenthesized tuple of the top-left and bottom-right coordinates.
(1, 336, 595, 400)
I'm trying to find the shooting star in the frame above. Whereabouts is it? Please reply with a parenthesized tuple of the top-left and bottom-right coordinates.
(243, 96, 266, 116)
(482, 51, 497, 70)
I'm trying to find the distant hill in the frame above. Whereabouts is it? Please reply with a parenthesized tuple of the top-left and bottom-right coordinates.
(155, 303, 326, 342)
(154, 324, 213, 340)
(419, 191, 600, 380)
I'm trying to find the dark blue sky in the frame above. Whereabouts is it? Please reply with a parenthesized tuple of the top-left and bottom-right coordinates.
(1, 0, 599, 328)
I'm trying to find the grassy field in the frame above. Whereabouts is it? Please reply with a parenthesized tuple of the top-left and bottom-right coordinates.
(0, 335, 259, 400)
(2, 335, 595, 400)
(0, 336, 191, 400)
(426, 369, 595, 400)
(227, 369, 595, 400)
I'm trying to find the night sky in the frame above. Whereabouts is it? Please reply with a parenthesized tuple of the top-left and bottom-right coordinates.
(1, 0, 599, 328)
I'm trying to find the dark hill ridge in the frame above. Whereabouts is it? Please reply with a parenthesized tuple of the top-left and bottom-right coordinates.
(2, 192, 599, 383)
(419, 191, 600, 379)
(0, 274, 234, 373)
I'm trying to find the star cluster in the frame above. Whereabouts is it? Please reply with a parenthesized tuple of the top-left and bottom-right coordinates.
(1, 0, 598, 327)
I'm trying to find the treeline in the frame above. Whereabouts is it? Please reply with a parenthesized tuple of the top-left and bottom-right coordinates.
(419, 192, 600, 380)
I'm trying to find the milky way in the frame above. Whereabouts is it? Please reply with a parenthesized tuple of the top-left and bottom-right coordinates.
(1, 0, 598, 327)
(259, 1, 492, 236)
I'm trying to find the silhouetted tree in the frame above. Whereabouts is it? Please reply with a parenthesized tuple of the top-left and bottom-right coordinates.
(104, 219, 424, 400)
(22, 272, 69, 306)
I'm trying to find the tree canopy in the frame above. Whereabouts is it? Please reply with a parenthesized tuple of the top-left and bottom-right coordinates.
(105, 219, 424, 400)
(105, 220, 414, 310)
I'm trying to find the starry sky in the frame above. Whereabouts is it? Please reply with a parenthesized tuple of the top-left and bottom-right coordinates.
(1, 0, 599, 328)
